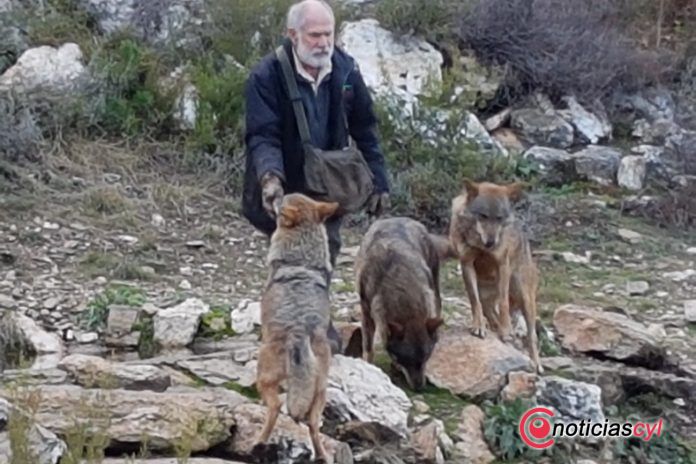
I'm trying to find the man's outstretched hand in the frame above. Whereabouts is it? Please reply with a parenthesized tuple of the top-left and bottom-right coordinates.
(366, 192, 390, 217)
(261, 173, 283, 218)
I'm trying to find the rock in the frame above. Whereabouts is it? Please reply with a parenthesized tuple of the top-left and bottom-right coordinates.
(0, 398, 66, 464)
(154, 298, 209, 347)
(326, 355, 412, 438)
(484, 108, 511, 132)
(523, 146, 576, 186)
(561, 251, 591, 264)
(452, 405, 495, 464)
(226, 403, 352, 464)
(76, 332, 99, 344)
(0, 43, 88, 98)
(0, 368, 69, 386)
(174, 351, 256, 387)
(57, 354, 171, 391)
(571, 145, 621, 186)
(685, 300, 696, 323)
(105, 304, 140, 340)
(338, 19, 442, 104)
(492, 128, 526, 154)
(0, 385, 247, 452)
(626, 281, 650, 296)
(555, 359, 625, 405)
(510, 108, 574, 149)
(410, 419, 446, 464)
(536, 376, 605, 424)
(558, 96, 612, 144)
(12, 314, 63, 355)
(500, 371, 538, 402)
(618, 228, 642, 244)
(663, 269, 696, 282)
(79, 0, 209, 51)
(425, 330, 532, 399)
(553, 304, 666, 368)
(230, 300, 261, 334)
(618, 155, 647, 191)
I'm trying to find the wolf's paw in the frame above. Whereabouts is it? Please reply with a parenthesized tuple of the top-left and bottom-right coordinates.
(500, 333, 514, 343)
(471, 325, 487, 338)
(535, 363, 545, 375)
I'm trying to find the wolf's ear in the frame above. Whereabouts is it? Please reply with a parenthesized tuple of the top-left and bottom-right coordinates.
(388, 322, 404, 340)
(462, 178, 479, 199)
(279, 204, 301, 228)
(315, 201, 339, 222)
(506, 182, 529, 203)
(426, 317, 444, 336)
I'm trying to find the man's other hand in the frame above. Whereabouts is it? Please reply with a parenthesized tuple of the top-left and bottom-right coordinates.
(366, 192, 390, 217)
(261, 173, 283, 218)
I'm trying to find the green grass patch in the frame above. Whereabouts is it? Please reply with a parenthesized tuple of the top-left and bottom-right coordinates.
(225, 381, 260, 400)
(83, 284, 146, 330)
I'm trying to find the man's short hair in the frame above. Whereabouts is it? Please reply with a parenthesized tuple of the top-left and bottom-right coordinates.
(286, 0, 335, 31)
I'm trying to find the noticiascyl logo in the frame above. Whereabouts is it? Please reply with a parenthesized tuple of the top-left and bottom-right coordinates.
(519, 406, 556, 449)
(519, 406, 666, 449)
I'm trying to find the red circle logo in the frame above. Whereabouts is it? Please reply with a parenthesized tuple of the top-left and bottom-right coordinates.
(519, 407, 555, 449)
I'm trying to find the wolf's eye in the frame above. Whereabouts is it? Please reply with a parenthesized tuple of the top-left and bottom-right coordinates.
(477, 212, 488, 220)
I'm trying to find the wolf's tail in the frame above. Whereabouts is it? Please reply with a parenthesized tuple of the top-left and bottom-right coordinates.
(286, 333, 317, 421)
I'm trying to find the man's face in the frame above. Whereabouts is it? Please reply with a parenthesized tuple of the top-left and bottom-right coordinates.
(291, 5, 334, 69)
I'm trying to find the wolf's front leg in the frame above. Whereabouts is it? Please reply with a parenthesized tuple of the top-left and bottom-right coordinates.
(496, 255, 513, 342)
(462, 260, 486, 338)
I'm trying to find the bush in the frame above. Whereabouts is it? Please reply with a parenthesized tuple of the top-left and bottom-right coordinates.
(88, 36, 177, 138)
(374, 0, 462, 43)
(374, 96, 520, 230)
(458, 0, 673, 108)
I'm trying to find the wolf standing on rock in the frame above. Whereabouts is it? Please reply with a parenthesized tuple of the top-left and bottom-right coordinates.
(255, 193, 339, 463)
(241, 0, 391, 267)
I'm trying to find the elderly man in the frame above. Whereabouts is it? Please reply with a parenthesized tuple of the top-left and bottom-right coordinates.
(241, 0, 391, 268)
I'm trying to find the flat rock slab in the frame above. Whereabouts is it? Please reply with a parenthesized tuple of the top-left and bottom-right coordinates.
(57, 354, 171, 391)
(553, 304, 666, 367)
(0, 385, 248, 452)
(425, 330, 532, 399)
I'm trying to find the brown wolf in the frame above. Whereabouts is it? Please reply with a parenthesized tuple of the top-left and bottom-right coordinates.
(254, 193, 339, 463)
(355, 217, 454, 390)
(449, 179, 543, 374)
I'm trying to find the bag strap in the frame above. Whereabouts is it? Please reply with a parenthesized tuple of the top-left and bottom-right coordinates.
(276, 45, 353, 150)
(276, 46, 312, 147)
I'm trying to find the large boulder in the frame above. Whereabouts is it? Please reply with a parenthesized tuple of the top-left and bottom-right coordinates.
(558, 96, 612, 145)
(153, 298, 209, 348)
(326, 355, 412, 438)
(0, 43, 88, 98)
(425, 330, 533, 399)
(338, 19, 443, 105)
(510, 108, 574, 149)
(523, 146, 577, 186)
(535, 376, 605, 425)
(571, 145, 621, 186)
(78, 0, 209, 51)
(553, 305, 666, 368)
(0, 385, 247, 452)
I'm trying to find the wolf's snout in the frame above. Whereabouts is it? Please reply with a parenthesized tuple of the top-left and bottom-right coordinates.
(484, 238, 496, 249)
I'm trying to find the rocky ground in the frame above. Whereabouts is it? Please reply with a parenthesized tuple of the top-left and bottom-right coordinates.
(1, 137, 695, 464)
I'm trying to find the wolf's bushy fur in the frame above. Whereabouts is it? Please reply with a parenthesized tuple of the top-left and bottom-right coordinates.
(355, 217, 452, 390)
(255, 193, 338, 462)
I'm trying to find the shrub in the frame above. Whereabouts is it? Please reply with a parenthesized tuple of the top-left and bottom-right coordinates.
(458, 0, 673, 107)
(374, 0, 462, 42)
(88, 36, 177, 138)
(374, 96, 520, 229)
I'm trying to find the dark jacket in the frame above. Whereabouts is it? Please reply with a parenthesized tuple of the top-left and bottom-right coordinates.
(241, 37, 390, 234)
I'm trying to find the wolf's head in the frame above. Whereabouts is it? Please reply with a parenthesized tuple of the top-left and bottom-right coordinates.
(386, 317, 444, 391)
(461, 179, 527, 250)
(276, 193, 339, 230)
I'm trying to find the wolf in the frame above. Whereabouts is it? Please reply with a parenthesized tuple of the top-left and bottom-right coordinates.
(254, 193, 339, 463)
(449, 179, 543, 373)
(355, 217, 454, 390)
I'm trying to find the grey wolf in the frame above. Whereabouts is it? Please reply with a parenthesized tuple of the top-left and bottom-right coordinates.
(355, 217, 455, 390)
(254, 193, 339, 462)
(449, 179, 543, 373)
(241, 0, 391, 267)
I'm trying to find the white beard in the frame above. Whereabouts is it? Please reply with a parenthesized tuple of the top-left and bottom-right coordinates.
(296, 40, 333, 69)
